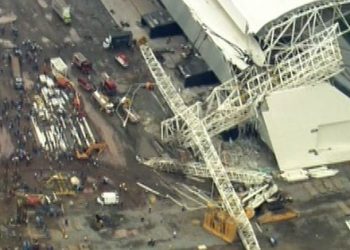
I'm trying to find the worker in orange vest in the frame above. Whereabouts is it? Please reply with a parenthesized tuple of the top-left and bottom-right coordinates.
(144, 82, 155, 91)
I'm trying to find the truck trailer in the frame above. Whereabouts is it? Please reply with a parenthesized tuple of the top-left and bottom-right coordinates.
(72, 52, 93, 74)
(50, 57, 68, 76)
(52, 0, 71, 24)
(10, 55, 24, 90)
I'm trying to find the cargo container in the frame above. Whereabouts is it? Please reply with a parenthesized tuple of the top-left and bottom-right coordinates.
(10, 55, 24, 90)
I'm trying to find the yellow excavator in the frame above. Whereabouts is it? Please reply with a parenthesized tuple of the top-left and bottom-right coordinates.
(75, 142, 107, 160)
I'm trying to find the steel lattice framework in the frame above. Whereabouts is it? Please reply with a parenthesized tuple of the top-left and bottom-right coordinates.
(137, 3, 350, 250)
(139, 157, 278, 208)
(139, 157, 271, 185)
(161, 24, 343, 149)
(260, 0, 350, 64)
(140, 44, 261, 250)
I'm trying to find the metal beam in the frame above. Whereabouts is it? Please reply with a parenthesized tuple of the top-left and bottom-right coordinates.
(139, 157, 272, 186)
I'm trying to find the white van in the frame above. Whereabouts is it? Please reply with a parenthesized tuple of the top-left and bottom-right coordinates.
(97, 192, 119, 205)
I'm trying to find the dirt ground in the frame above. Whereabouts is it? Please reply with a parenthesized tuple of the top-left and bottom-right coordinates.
(80, 92, 126, 167)
(0, 128, 14, 159)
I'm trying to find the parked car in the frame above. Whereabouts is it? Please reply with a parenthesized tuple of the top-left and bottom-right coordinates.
(115, 52, 129, 68)
(78, 77, 94, 92)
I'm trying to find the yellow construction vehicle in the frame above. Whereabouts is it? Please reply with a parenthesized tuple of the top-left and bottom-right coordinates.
(75, 142, 107, 160)
(203, 205, 255, 243)
(119, 97, 140, 125)
(46, 173, 75, 196)
(257, 208, 299, 224)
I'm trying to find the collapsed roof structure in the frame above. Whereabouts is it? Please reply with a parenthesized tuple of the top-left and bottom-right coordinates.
(146, 1, 350, 249)
(161, 0, 350, 81)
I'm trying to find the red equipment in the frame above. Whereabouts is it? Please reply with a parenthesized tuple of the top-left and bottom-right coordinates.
(101, 72, 117, 95)
(26, 195, 44, 206)
(78, 77, 94, 92)
(73, 93, 86, 117)
(115, 52, 129, 68)
(55, 75, 73, 90)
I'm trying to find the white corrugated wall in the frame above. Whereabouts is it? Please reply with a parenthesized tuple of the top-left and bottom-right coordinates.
(160, 0, 234, 82)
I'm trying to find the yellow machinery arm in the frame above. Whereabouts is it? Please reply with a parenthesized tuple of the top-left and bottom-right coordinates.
(75, 142, 107, 160)
(257, 208, 299, 224)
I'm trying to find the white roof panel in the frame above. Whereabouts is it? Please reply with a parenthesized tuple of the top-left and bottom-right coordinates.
(217, 0, 319, 33)
(261, 83, 350, 171)
(183, 0, 265, 69)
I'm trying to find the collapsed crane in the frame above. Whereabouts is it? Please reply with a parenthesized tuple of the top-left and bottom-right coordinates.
(138, 156, 271, 186)
(137, 2, 350, 248)
(138, 156, 278, 210)
(140, 44, 261, 250)
(160, 25, 343, 150)
(139, 23, 345, 250)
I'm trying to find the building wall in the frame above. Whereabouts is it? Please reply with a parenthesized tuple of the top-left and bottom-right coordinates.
(161, 0, 234, 82)
(257, 104, 273, 152)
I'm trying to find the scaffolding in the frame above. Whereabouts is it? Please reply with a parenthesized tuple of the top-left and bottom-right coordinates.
(140, 44, 261, 250)
(260, 0, 350, 64)
(161, 24, 343, 149)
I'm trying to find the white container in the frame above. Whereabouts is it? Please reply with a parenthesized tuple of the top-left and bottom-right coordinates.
(97, 192, 119, 205)
(309, 169, 339, 179)
(50, 57, 68, 76)
(39, 74, 47, 84)
(280, 169, 309, 182)
(198, 245, 207, 250)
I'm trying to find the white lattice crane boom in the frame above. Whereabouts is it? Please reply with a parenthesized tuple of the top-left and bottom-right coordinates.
(140, 44, 261, 250)
(138, 156, 279, 209)
(139, 157, 271, 185)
